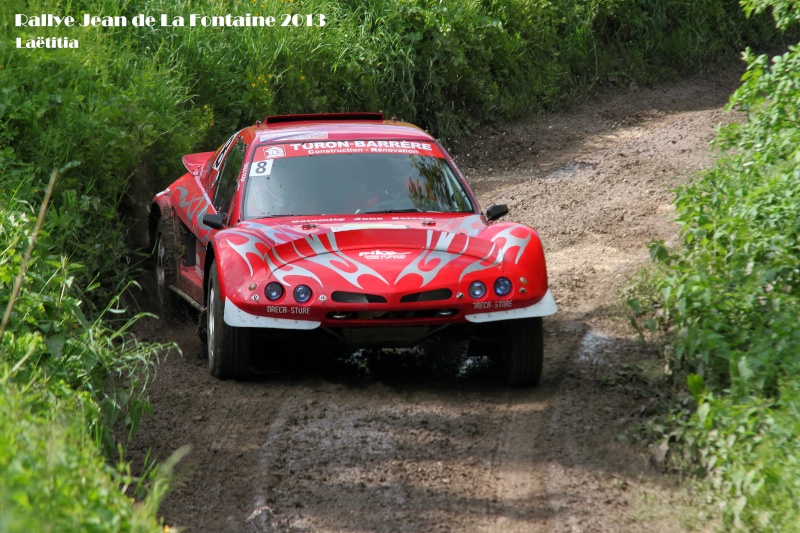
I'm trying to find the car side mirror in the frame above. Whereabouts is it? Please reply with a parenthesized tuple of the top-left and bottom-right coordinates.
(202, 213, 225, 230)
(486, 204, 509, 222)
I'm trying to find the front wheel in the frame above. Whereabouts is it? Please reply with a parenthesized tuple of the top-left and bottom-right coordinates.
(207, 264, 251, 380)
(501, 317, 544, 387)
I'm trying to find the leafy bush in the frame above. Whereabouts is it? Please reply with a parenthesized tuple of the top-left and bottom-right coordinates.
(0, 168, 174, 447)
(0, 380, 173, 533)
(1, 0, 209, 298)
(637, 1, 800, 529)
(0, 167, 180, 531)
(92, 0, 782, 151)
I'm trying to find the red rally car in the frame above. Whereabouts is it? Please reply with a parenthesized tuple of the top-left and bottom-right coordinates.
(150, 113, 557, 386)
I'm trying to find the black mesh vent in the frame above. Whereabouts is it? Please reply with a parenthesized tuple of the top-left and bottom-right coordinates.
(331, 291, 387, 304)
(400, 288, 452, 303)
(326, 309, 458, 321)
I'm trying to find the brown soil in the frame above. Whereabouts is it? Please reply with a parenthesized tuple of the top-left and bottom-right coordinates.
(129, 66, 743, 532)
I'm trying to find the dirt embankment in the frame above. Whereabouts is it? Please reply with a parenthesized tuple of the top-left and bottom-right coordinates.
(129, 67, 742, 532)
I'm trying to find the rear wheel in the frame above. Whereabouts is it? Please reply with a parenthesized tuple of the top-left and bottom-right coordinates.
(501, 317, 543, 387)
(196, 308, 208, 360)
(207, 264, 251, 380)
(154, 218, 181, 317)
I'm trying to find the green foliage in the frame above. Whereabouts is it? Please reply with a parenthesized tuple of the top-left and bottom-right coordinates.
(635, 2, 800, 529)
(0, 381, 174, 533)
(1, 0, 210, 298)
(742, 0, 800, 30)
(0, 170, 180, 530)
(1, 172, 176, 447)
(49, 0, 781, 152)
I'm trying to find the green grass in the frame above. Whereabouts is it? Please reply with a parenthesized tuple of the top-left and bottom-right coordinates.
(0, 380, 175, 533)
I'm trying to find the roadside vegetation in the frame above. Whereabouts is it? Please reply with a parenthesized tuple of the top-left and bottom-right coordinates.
(0, 0, 791, 529)
(628, 1, 800, 529)
(0, 172, 182, 529)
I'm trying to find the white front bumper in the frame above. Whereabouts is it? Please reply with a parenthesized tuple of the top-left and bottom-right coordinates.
(464, 290, 558, 323)
(224, 300, 321, 330)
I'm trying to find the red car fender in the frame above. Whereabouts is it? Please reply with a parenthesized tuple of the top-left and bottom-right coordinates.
(470, 221, 549, 300)
(209, 227, 272, 304)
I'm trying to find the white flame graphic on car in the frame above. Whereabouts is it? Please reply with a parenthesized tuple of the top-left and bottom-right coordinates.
(437, 214, 485, 237)
(264, 245, 322, 286)
(224, 223, 305, 277)
(292, 233, 388, 289)
(235, 223, 387, 287)
(458, 226, 531, 282)
(396, 231, 469, 287)
(224, 230, 268, 278)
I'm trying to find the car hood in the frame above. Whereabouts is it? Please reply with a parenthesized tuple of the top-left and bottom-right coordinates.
(218, 215, 538, 289)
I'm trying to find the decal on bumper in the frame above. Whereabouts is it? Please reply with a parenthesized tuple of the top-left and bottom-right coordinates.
(464, 290, 558, 323)
(224, 299, 321, 330)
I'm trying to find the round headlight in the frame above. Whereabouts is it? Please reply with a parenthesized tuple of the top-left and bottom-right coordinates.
(265, 282, 284, 301)
(294, 284, 312, 303)
(494, 277, 512, 296)
(468, 281, 486, 299)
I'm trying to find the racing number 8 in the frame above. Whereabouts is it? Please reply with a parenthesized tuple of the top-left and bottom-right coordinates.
(249, 159, 274, 177)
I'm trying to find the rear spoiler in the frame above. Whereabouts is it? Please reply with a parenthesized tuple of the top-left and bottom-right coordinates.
(182, 151, 215, 177)
(262, 112, 384, 125)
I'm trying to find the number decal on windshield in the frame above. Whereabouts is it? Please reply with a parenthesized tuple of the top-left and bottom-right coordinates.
(249, 159, 274, 177)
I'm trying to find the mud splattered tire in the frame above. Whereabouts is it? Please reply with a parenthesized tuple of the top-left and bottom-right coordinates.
(207, 264, 251, 380)
(196, 308, 208, 356)
(154, 218, 181, 317)
(502, 317, 543, 387)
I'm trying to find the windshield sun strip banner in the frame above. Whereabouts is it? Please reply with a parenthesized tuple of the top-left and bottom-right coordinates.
(252, 139, 443, 161)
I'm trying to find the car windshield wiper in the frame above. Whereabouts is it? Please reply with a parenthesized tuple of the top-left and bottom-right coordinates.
(360, 208, 422, 214)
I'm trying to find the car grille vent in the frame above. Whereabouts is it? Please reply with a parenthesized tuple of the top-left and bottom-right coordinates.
(331, 291, 387, 304)
(327, 309, 458, 321)
(400, 289, 453, 303)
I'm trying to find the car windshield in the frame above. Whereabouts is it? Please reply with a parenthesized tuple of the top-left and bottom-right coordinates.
(243, 148, 474, 218)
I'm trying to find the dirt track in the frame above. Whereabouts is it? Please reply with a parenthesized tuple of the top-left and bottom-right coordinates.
(129, 67, 743, 532)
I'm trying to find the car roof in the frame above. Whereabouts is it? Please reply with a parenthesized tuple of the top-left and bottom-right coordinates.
(237, 113, 436, 145)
